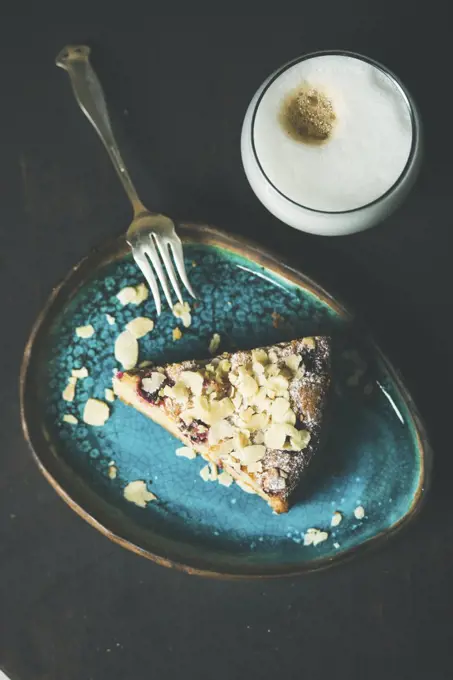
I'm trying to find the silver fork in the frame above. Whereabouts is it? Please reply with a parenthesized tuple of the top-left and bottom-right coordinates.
(56, 44, 195, 315)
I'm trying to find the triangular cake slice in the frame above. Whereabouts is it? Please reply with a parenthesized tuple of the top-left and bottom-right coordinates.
(113, 336, 332, 513)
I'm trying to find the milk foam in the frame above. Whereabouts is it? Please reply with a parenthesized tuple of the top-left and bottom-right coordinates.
(253, 54, 413, 212)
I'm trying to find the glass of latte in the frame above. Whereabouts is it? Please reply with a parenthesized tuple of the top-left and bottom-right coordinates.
(241, 51, 422, 236)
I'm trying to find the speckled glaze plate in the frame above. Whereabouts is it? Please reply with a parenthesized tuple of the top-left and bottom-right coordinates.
(21, 224, 432, 577)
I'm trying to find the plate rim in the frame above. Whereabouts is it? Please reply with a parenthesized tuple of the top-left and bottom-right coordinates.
(20, 223, 433, 579)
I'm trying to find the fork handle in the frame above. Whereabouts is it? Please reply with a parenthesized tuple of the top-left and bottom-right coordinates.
(56, 45, 145, 216)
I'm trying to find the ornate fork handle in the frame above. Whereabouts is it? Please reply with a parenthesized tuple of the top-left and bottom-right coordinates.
(56, 45, 145, 216)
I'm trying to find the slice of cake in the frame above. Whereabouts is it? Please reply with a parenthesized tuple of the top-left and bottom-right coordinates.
(113, 336, 332, 513)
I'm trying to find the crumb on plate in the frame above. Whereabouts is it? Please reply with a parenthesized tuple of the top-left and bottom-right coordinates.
(123, 480, 156, 507)
(75, 324, 95, 339)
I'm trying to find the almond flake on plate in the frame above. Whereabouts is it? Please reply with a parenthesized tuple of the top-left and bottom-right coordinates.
(116, 283, 149, 306)
(304, 528, 329, 547)
(106, 314, 116, 325)
(172, 327, 182, 341)
(126, 316, 154, 339)
(108, 464, 118, 479)
(114, 330, 139, 370)
(62, 382, 76, 402)
(116, 286, 137, 305)
(172, 301, 192, 328)
(83, 399, 110, 426)
(331, 511, 342, 527)
(133, 283, 149, 305)
(123, 480, 156, 507)
(63, 414, 78, 424)
(75, 324, 95, 339)
(176, 446, 197, 460)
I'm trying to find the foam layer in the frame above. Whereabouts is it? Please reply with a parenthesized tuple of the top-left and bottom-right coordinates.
(253, 54, 413, 212)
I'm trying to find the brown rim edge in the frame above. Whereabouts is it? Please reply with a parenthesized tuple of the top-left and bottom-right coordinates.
(20, 223, 433, 579)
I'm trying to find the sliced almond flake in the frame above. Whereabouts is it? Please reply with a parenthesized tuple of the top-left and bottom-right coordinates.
(252, 388, 272, 413)
(123, 480, 156, 507)
(173, 301, 192, 328)
(239, 373, 259, 399)
(106, 314, 116, 325)
(331, 511, 342, 527)
(114, 330, 139, 370)
(163, 383, 189, 404)
(108, 464, 117, 480)
(76, 324, 95, 339)
(126, 316, 154, 339)
(216, 439, 236, 456)
(62, 383, 76, 402)
(265, 363, 280, 378)
(208, 397, 234, 425)
(247, 412, 270, 431)
(68, 376, 78, 386)
(176, 446, 197, 460)
(240, 407, 255, 424)
(270, 397, 292, 423)
(268, 349, 278, 363)
(232, 392, 243, 411)
(208, 419, 235, 445)
(172, 327, 182, 341)
(209, 333, 221, 355)
(302, 337, 316, 350)
(234, 430, 250, 449)
(71, 367, 89, 379)
(288, 429, 311, 451)
(142, 372, 166, 394)
(284, 354, 302, 373)
(252, 349, 268, 365)
(63, 414, 78, 424)
(304, 528, 329, 547)
(180, 371, 204, 396)
(218, 471, 234, 487)
(236, 444, 266, 465)
(264, 423, 287, 450)
(105, 388, 115, 402)
(253, 430, 265, 445)
(252, 361, 266, 377)
(247, 461, 263, 474)
(282, 409, 296, 426)
(200, 465, 211, 482)
(266, 375, 289, 394)
(117, 286, 137, 305)
(83, 399, 110, 427)
(133, 283, 149, 305)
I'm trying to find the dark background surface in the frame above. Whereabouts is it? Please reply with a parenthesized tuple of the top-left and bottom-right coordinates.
(1, 9, 452, 680)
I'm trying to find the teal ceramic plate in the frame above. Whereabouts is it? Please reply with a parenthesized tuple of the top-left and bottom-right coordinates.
(21, 224, 432, 577)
